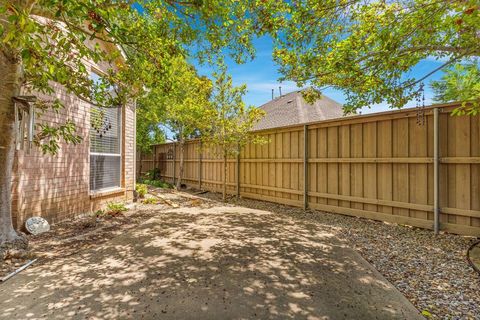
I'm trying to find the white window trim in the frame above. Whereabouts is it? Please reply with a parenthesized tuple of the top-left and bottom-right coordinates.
(89, 68, 123, 194)
(90, 152, 121, 157)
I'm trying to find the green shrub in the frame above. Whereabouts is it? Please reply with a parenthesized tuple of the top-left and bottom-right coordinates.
(142, 197, 158, 204)
(94, 209, 105, 217)
(136, 183, 148, 198)
(106, 202, 128, 215)
(142, 179, 173, 189)
(144, 168, 160, 180)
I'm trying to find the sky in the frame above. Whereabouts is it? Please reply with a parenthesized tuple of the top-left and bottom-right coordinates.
(194, 36, 448, 115)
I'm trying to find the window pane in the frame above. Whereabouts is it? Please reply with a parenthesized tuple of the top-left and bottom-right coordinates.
(90, 106, 121, 154)
(90, 155, 121, 191)
(89, 71, 122, 192)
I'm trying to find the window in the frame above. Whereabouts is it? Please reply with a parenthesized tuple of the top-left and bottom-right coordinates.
(89, 72, 122, 192)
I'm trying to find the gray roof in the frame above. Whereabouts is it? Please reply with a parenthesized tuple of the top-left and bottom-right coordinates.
(253, 91, 344, 131)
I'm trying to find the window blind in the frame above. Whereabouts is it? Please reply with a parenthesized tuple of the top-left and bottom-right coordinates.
(89, 71, 122, 192)
(90, 106, 121, 154)
(89, 105, 122, 191)
(90, 154, 121, 191)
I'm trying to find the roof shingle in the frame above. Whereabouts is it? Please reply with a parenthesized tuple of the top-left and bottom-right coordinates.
(253, 91, 344, 131)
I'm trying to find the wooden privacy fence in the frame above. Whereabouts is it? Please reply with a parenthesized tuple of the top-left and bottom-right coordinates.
(137, 102, 480, 236)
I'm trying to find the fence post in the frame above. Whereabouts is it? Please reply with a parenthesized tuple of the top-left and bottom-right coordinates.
(303, 124, 308, 210)
(138, 151, 142, 179)
(173, 142, 176, 186)
(433, 107, 440, 234)
(236, 144, 241, 198)
(198, 141, 202, 190)
(153, 145, 157, 179)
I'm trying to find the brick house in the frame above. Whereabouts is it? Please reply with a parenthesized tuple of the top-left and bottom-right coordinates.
(11, 36, 136, 229)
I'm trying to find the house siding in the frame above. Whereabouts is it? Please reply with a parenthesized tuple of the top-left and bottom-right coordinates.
(11, 79, 135, 229)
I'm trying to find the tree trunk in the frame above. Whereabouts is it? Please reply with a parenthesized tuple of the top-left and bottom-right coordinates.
(0, 51, 24, 246)
(176, 137, 185, 190)
(222, 151, 227, 202)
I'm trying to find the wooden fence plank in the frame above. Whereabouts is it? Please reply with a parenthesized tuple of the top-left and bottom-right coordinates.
(338, 125, 351, 208)
(275, 132, 283, 199)
(350, 124, 363, 210)
(327, 126, 339, 207)
(471, 116, 480, 227)
(392, 118, 410, 218)
(308, 127, 318, 204)
(317, 128, 328, 205)
(454, 116, 471, 226)
(138, 104, 480, 236)
(409, 116, 429, 221)
(363, 122, 377, 212)
(377, 119, 393, 215)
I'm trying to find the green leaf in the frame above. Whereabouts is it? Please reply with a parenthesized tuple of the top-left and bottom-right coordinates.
(21, 49, 31, 60)
(421, 310, 432, 318)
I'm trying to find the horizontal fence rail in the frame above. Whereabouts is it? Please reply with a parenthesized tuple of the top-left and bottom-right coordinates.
(137, 102, 480, 236)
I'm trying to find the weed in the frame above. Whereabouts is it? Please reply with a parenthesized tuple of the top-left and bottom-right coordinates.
(136, 184, 148, 198)
(142, 197, 158, 205)
(106, 202, 128, 215)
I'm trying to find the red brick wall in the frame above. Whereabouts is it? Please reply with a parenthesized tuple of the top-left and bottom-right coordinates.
(11, 84, 136, 229)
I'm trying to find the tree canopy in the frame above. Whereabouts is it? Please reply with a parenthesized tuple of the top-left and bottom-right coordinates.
(202, 65, 265, 200)
(136, 107, 165, 154)
(268, 0, 480, 113)
(431, 61, 480, 115)
(143, 56, 213, 188)
(0, 0, 281, 154)
(0, 0, 275, 245)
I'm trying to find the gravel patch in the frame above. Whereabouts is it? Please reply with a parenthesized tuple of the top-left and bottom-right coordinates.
(193, 191, 480, 319)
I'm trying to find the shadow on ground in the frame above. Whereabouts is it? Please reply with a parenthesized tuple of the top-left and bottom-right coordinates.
(0, 202, 421, 319)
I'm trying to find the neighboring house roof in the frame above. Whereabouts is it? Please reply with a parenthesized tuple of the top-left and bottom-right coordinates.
(253, 91, 344, 131)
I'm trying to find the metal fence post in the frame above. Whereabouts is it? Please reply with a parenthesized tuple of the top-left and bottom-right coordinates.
(304, 124, 308, 210)
(433, 107, 440, 234)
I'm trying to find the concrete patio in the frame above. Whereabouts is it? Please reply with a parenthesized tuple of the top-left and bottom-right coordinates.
(0, 199, 422, 319)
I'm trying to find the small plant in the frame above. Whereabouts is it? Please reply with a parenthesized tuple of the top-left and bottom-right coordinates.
(105, 202, 128, 216)
(136, 183, 148, 198)
(143, 179, 173, 189)
(142, 197, 158, 205)
(144, 168, 160, 180)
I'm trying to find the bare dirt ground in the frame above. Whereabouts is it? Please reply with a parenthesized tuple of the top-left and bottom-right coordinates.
(0, 189, 421, 320)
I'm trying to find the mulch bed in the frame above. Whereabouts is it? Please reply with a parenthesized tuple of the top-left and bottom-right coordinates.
(195, 191, 480, 320)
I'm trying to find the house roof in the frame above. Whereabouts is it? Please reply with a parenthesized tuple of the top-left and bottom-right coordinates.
(253, 91, 344, 131)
